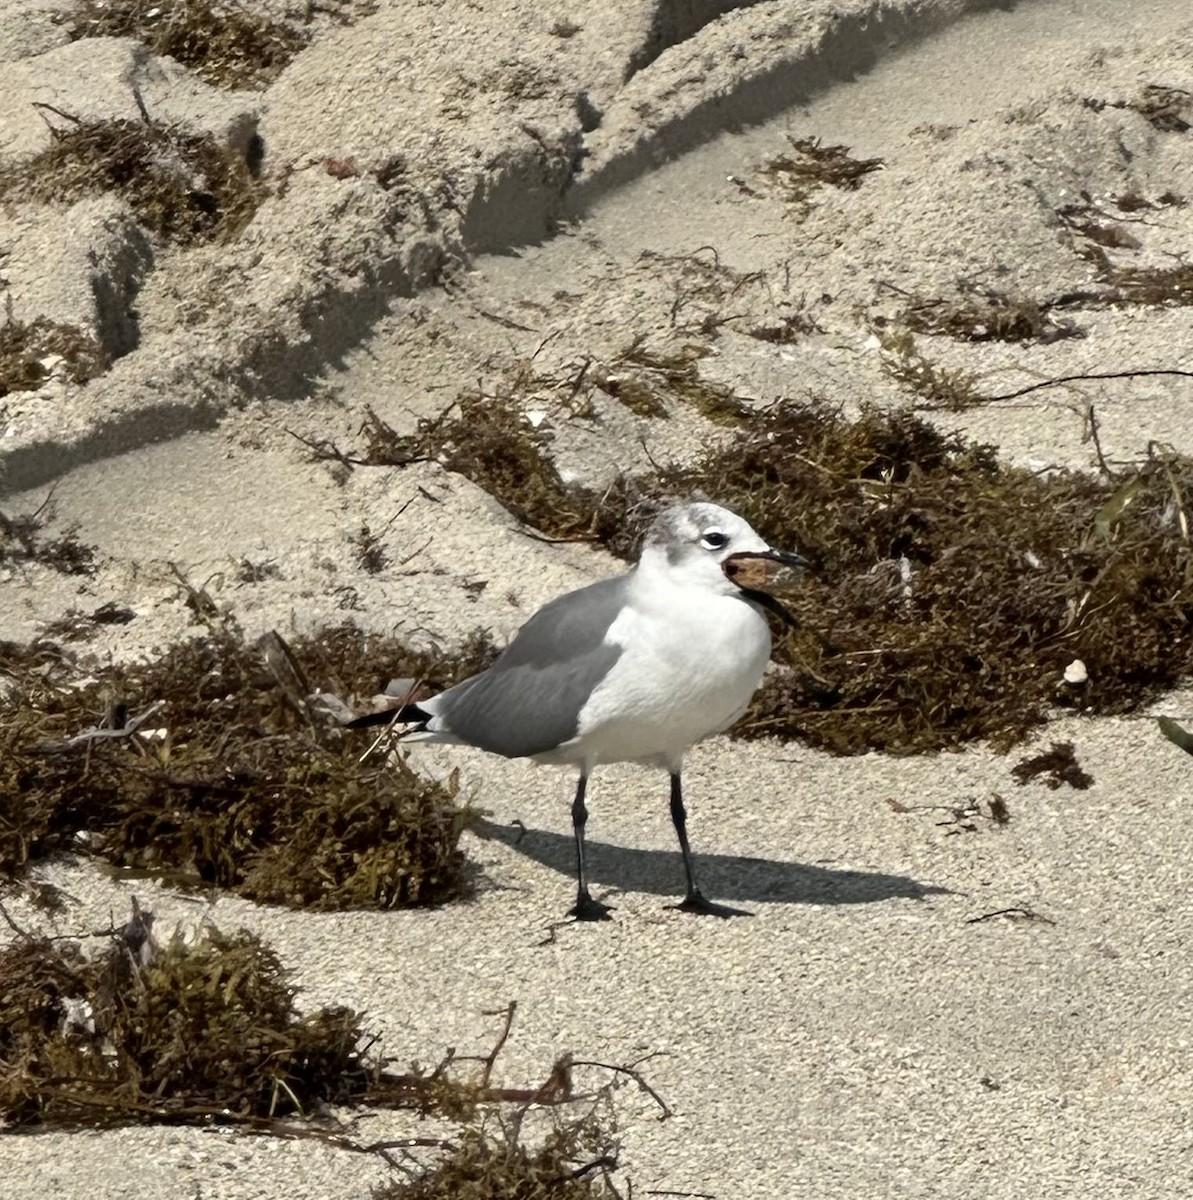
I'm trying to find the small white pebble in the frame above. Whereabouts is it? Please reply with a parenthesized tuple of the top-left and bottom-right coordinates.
(1063, 659, 1088, 685)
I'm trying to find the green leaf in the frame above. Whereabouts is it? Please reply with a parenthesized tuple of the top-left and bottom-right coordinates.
(1094, 477, 1142, 538)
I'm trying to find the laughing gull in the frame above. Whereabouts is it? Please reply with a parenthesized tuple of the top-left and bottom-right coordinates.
(350, 501, 807, 921)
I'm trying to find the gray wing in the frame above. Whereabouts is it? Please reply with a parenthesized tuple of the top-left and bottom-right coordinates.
(432, 574, 629, 758)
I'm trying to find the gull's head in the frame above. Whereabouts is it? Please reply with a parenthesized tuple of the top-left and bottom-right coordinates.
(639, 501, 807, 595)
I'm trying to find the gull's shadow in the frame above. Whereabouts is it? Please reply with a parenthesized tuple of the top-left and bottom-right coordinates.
(472, 818, 949, 906)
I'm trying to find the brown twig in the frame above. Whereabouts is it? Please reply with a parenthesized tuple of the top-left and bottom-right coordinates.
(984, 368, 1193, 402)
(965, 907, 1055, 926)
(569, 1056, 673, 1120)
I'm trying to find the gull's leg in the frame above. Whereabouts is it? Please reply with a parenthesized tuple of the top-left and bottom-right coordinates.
(568, 772, 613, 921)
(667, 772, 751, 918)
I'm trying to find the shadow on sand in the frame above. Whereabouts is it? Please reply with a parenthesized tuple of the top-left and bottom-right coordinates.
(472, 818, 949, 908)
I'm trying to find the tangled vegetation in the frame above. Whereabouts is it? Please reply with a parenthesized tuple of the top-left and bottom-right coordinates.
(0, 314, 109, 397)
(757, 135, 884, 216)
(0, 114, 263, 244)
(379, 1116, 621, 1200)
(0, 623, 495, 905)
(894, 286, 1083, 345)
(0, 913, 369, 1126)
(60, 0, 307, 90)
(0, 497, 97, 576)
(0, 905, 626, 1195)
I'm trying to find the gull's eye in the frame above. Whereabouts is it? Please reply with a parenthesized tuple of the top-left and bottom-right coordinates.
(700, 529, 729, 551)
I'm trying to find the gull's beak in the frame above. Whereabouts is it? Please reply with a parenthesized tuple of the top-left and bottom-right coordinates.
(722, 545, 810, 590)
(762, 546, 811, 570)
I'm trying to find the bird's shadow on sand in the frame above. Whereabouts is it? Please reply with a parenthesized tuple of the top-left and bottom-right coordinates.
(471, 818, 949, 907)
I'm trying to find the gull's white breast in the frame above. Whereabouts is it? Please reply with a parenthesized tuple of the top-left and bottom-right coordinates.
(567, 584, 772, 768)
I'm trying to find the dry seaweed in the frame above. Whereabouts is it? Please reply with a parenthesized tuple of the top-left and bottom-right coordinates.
(742, 308, 824, 345)
(1101, 85, 1193, 134)
(0, 499, 98, 576)
(0, 917, 368, 1126)
(352, 523, 390, 574)
(0, 113, 263, 244)
(896, 287, 1083, 344)
(60, 0, 308, 90)
(0, 313, 109, 396)
(432, 390, 598, 537)
(302, 396, 618, 542)
(758, 136, 884, 215)
(0, 624, 486, 905)
(877, 330, 986, 410)
(651, 404, 1193, 754)
(606, 337, 751, 425)
(40, 603, 136, 642)
(1103, 261, 1193, 307)
(0, 914, 606, 1143)
(635, 246, 766, 337)
(1010, 742, 1094, 790)
(0, 912, 639, 1199)
(1056, 196, 1193, 307)
(379, 1115, 620, 1200)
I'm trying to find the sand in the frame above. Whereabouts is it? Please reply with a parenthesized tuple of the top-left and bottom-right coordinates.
(2, 0, 1192, 1196)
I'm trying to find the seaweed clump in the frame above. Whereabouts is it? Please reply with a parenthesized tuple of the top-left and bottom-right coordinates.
(602, 338, 751, 425)
(758, 135, 883, 215)
(0, 115, 263, 244)
(0, 500, 98, 576)
(876, 330, 985, 410)
(896, 287, 1083, 344)
(0, 313, 109, 396)
(1010, 741, 1094, 790)
(433, 389, 598, 538)
(656, 404, 1193, 754)
(0, 914, 366, 1126)
(0, 624, 479, 906)
(380, 1117, 620, 1200)
(0, 910, 606, 1145)
(304, 394, 636, 545)
(60, 0, 308, 89)
(0, 909, 632, 1199)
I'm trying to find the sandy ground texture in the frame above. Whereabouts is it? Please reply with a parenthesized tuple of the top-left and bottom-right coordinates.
(3, 0, 1193, 1197)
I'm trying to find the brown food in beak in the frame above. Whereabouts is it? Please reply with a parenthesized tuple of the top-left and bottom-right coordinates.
(723, 552, 797, 591)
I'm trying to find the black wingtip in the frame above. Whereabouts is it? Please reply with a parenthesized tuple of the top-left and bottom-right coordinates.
(345, 702, 431, 730)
